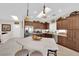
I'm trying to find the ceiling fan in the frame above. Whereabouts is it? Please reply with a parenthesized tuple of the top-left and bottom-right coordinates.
(37, 4, 52, 18)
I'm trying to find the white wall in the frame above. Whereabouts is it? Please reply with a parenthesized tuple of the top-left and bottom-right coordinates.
(0, 20, 24, 43)
(12, 22, 24, 38)
(0, 21, 13, 38)
(49, 22, 58, 43)
(49, 22, 57, 32)
(0, 21, 13, 43)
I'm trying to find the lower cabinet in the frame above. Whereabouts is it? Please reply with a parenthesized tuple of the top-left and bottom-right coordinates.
(66, 30, 75, 49)
(58, 36, 67, 46)
(66, 39, 76, 50)
(76, 42, 79, 52)
(34, 33, 53, 38)
(58, 30, 79, 52)
(75, 30, 79, 52)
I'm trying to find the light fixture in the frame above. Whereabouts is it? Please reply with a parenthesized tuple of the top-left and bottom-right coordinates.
(42, 3, 47, 18)
(11, 15, 19, 24)
(37, 4, 51, 18)
(24, 3, 30, 21)
(58, 9, 62, 13)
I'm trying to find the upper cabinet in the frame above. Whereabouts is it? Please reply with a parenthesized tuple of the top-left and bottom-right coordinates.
(72, 15, 79, 29)
(67, 17, 73, 29)
(24, 21, 49, 29)
(44, 22, 49, 29)
(57, 17, 67, 29)
(57, 11, 79, 30)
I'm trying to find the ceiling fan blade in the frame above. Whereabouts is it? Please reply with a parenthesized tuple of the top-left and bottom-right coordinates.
(37, 7, 51, 18)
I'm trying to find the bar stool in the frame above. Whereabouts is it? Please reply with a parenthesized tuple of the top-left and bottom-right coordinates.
(15, 49, 29, 56)
(47, 49, 57, 56)
(30, 51, 43, 56)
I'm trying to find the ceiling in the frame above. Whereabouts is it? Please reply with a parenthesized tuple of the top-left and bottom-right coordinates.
(0, 3, 79, 22)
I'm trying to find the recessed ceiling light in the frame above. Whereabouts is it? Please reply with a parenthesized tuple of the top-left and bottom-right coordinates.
(58, 9, 62, 12)
(33, 11, 37, 14)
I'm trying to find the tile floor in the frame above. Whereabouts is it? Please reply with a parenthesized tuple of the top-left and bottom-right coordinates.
(50, 45, 79, 56)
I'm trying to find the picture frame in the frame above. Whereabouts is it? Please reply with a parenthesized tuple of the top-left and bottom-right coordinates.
(2, 24, 11, 31)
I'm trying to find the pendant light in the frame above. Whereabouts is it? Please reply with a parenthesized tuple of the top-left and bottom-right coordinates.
(24, 3, 30, 21)
(27, 3, 29, 16)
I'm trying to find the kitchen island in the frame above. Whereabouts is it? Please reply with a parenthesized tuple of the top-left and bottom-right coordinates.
(16, 36, 58, 56)
(0, 36, 58, 56)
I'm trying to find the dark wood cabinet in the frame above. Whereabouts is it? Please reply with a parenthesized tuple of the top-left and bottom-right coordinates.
(57, 18, 68, 29)
(74, 30, 79, 51)
(73, 15, 79, 29)
(24, 21, 49, 29)
(66, 30, 75, 50)
(44, 22, 49, 29)
(57, 11, 79, 52)
(58, 36, 63, 45)
(62, 20, 68, 29)
(67, 17, 73, 29)
(34, 33, 53, 38)
(57, 20, 63, 29)
(58, 36, 67, 46)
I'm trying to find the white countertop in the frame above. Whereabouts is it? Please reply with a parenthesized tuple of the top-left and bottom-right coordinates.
(0, 36, 58, 56)
(16, 36, 58, 56)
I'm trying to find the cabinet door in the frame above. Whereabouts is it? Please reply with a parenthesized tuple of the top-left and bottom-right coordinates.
(72, 30, 76, 50)
(57, 21, 63, 29)
(62, 37, 67, 46)
(66, 30, 75, 49)
(75, 30, 79, 52)
(46, 23, 49, 29)
(67, 18, 73, 29)
(62, 20, 67, 29)
(76, 16, 79, 29)
(61, 20, 64, 29)
(74, 16, 79, 29)
(67, 30, 73, 39)
(40, 23, 44, 29)
(58, 36, 63, 45)
(60, 21, 63, 29)
(66, 30, 76, 50)
(76, 41, 79, 52)
(72, 16, 76, 29)
(58, 36, 67, 46)
(72, 16, 79, 29)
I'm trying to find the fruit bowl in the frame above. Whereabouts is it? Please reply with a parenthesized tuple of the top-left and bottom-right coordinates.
(32, 35, 42, 41)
